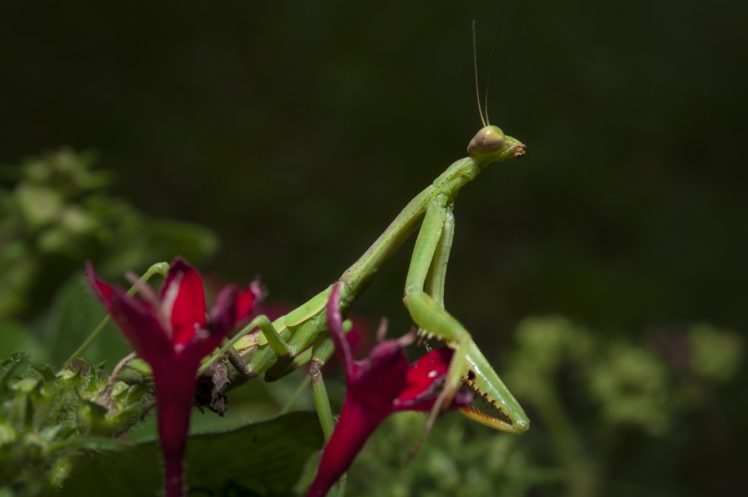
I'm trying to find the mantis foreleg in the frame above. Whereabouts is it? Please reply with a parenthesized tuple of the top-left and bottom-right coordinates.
(207, 125, 531, 435)
(403, 196, 473, 426)
(403, 193, 529, 434)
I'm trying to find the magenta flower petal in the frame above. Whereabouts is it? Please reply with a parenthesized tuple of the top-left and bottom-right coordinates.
(152, 362, 196, 497)
(393, 348, 460, 411)
(325, 284, 357, 380)
(306, 284, 474, 497)
(207, 285, 240, 335)
(235, 281, 262, 323)
(160, 257, 207, 347)
(307, 399, 385, 497)
(87, 258, 257, 497)
(87, 263, 114, 302)
(86, 264, 173, 366)
(347, 340, 409, 411)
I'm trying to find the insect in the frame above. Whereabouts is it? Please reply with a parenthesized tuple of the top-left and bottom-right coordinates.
(72, 22, 530, 441)
(188, 19, 532, 438)
(194, 124, 530, 439)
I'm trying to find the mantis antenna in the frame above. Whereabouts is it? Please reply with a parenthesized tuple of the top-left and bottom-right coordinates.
(472, 19, 487, 127)
(473, 2, 508, 126)
(483, 0, 507, 125)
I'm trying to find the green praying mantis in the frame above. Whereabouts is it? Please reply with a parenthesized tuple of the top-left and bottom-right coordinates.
(70, 25, 530, 443)
(192, 121, 530, 439)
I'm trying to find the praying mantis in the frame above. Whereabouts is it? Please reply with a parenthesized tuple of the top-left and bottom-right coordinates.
(70, 22, 531, 443)
(197, 121, 530, 438)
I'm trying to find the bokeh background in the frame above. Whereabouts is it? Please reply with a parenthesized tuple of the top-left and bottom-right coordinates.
(1, 1, 746, 496)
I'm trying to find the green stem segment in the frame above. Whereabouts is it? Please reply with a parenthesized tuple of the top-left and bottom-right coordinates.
(531, 385, 598, 497)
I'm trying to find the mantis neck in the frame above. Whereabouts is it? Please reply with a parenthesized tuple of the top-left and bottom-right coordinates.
(339, 156, 486, 300)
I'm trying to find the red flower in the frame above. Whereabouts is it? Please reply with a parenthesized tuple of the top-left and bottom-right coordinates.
(87, 257, 258, 497)
(306, 284, 473, 497)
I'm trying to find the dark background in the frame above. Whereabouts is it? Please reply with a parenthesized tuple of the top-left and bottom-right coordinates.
(1, 1, 746, 495)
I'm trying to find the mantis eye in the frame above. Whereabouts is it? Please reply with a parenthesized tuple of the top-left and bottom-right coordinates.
(467, 125, 506, 157)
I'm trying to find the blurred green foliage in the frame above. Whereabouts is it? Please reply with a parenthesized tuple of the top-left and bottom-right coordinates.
(0, 351, 323, 496)
(0, 354, 150, 496)
(0, 150, 217, 321)
(59, 412, 323, 497)
(348, 412, 559, 497)
(505, 317, 742, 497)
(350, 317, 743, 497)
(0, 150, 218, 366)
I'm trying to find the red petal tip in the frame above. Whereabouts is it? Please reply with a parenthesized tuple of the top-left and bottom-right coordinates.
(160, 257, 207, 346)
(85, 262, 114, 304)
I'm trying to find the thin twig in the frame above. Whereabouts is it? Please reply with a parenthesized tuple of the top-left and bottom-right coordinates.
(97, 352, 137, 411)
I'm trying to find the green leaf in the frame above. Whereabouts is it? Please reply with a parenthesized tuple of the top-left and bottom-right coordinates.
(0, 320, 45, 362)
(47, 436, 124, 455)
(59, 411, 324, 497)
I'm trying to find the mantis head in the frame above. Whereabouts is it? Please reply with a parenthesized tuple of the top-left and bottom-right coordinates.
(467, 125, 526, 165)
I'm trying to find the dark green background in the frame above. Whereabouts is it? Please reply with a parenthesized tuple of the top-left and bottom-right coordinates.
(2, 1, 746, 331)
(1, 1, 746, 495)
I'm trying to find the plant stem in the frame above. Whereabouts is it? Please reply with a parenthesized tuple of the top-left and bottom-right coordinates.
(532, 384, 598, 497)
